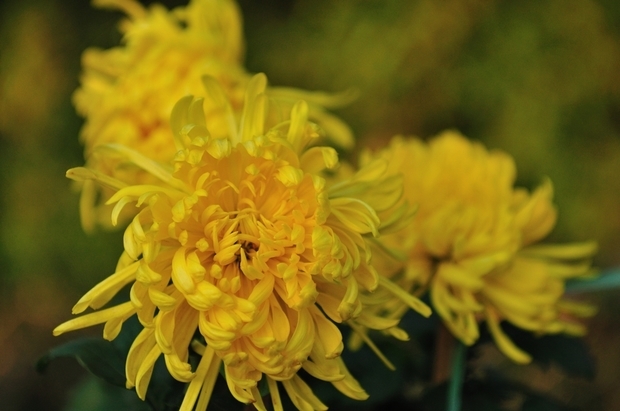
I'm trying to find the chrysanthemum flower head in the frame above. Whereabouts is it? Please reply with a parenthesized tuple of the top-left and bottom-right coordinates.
(56, 74, 430, 410)
(367, 131, 596, 364)
(75, 0, 357, 232)
(76, 0, 245, 157)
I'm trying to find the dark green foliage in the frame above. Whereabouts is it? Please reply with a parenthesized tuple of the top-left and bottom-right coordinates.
(38, 291, 596, 411)
(38, 314, 243, 411)
(521, 394, 579, 411)
(418, 369, 579, 411)
(64, 377, 152, 411)
(311, 338, 409, 410)
(500, 324, 596, 380)
(37, 337, 127, 388)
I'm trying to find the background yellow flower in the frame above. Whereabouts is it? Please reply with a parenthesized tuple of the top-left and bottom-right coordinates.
(369, 131, 596, 363)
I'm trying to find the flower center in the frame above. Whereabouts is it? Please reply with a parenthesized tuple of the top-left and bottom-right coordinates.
(239, 240, 258, 259)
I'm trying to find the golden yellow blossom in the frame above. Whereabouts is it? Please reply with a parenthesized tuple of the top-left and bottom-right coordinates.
(75, 0, 356, 232)
(367, 131, 596, 364)
(56, 74, 430, 410)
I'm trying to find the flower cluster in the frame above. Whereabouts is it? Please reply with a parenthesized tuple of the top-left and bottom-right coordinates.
(365, 131, 596, 363)
(74, 0, 355, 231)
(55, 0, 598, 409)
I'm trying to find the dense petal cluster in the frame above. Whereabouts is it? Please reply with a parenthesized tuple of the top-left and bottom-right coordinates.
(76, 0, 246, 161)
(75, 0, 356, 231)
(368, 131, 596, 363)
(56, 74, 430, 410)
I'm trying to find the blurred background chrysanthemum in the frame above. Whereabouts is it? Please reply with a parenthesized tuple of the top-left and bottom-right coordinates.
(2, 0, 620, 410)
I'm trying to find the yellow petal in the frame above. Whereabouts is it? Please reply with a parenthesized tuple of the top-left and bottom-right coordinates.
(72, 261, 139, 313)
(330, 357, 369, 400)
(53, 301, 135, 336)
(310, 305, 343, 359)
(521, 241, 598, 260)
(282, 375, 327, 411)
(287, 100, 310, 153)
(180, 345, 220, 411)
(485, 308, 531, 364)
(267, 377, 284, 411)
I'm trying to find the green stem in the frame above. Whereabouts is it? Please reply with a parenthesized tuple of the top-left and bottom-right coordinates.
(447, 341, 466, 411)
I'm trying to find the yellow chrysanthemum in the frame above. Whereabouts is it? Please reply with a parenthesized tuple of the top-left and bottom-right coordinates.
(367, 131, 596, 364)
(56, 74, 430, 411)
(75, 0, 356, 232)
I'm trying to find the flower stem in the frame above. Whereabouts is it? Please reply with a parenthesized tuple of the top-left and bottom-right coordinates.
(432, 324, 454, 384)
(447, 340, 466, 411)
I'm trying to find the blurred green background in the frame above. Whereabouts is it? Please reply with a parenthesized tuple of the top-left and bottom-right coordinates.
(1, 0, 620, 409)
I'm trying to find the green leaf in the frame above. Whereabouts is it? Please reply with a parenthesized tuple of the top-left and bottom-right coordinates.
(64, 376, 152, 411)
(257, 375, 270, 398)
(37, 337, 127, 387)
(566, 268, 620, 293)
(142, 356, 186, 411)
(40, 315, 243, 411)
(205, 372, 245, 411)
